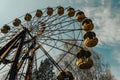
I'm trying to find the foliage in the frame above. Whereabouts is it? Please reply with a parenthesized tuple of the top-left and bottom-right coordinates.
(32, 58, 57, 80)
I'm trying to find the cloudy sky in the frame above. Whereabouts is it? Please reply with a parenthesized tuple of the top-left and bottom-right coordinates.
(0, 0, 120, 79)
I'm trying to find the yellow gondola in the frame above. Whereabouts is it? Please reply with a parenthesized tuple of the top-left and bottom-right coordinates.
(13, 18, 21, 26)
(76, 49, 91, 59)
(1, 28, 8, 34)
(57, 70, 74, 80)
(76, 11, 86, 22)
(84, 37, 98, 47)
(76, 58, 93, 69)
(57, 6, 64, 16)
(35, 9, 43, 18)
(47, 7, 54, 16)
(83, 31, 96, 39)
(67, 8, 75, 17)
(40, 22, 46, 27)
(24, 13, 32, 21)
(82, 18, 94, 32)
(1, 25, 10, 34)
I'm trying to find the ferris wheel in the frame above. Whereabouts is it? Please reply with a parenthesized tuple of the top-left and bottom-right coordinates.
(0, 6, 98, 80)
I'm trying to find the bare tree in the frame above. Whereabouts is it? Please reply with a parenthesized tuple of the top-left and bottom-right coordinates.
(56, 40, 115, 80)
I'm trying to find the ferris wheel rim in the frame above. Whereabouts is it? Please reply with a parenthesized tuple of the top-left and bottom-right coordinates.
(0, 6, 98, 80)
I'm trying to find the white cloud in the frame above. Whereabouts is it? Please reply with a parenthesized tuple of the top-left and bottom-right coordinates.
(94, 8, 120, 46)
